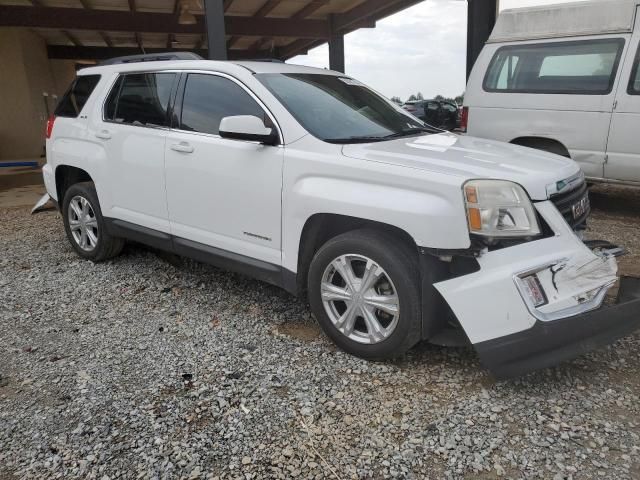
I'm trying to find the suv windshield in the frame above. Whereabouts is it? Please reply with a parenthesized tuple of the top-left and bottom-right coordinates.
(256, 73, 433, 143)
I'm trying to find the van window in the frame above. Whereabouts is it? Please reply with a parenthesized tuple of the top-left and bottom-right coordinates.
(484, 39, 625, 94)
(179, 74, 266, 136)
(55, 75, 101, 118)
(629, 45, 640, 95)
(105, 73, 176, 127)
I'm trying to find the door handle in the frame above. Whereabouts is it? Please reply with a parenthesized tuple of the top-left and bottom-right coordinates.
(95, 130, 111, 140)
(170, 142, 194, 153)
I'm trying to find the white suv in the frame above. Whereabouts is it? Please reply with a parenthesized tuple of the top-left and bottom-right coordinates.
(43, 56, 640, 378)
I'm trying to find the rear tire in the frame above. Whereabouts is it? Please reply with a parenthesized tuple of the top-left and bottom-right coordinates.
(307, 229, 422, 360)
(62, 182, 124, 262)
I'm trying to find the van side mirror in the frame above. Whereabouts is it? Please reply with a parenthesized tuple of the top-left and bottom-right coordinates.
(219, 115, 279, 145)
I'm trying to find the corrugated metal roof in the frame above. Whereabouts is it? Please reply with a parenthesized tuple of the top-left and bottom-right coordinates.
(489, 0, 639, 43)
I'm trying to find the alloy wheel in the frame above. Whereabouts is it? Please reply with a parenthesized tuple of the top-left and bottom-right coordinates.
(320, 254, 400, 344)
(68, 195, 99, 252)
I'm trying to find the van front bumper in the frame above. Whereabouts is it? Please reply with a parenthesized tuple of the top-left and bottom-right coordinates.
(433, 201, 640, 379)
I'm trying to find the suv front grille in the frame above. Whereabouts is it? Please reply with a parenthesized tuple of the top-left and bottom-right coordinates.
(549, 179, 590, 229)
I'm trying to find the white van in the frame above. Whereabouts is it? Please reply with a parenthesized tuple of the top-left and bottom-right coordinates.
(464, 0, 640, 185)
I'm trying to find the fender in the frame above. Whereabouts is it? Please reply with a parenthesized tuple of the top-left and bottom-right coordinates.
(281, 138, 471, 273)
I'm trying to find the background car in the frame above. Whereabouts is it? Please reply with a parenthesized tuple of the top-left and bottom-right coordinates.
(402, 99, 460, 131)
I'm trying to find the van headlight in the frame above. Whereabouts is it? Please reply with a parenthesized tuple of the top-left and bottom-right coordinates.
(463, 180, 540, 238)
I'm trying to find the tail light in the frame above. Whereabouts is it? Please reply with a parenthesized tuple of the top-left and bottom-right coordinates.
(46, 115, 56, 139)
(460, 107, 469, 133)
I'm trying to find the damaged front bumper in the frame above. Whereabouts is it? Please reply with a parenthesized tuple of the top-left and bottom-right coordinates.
(474, 276, 640, 379)
(434, 201, 640, 379)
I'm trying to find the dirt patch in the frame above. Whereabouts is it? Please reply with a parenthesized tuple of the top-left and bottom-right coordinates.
(274, 321, 322, 342)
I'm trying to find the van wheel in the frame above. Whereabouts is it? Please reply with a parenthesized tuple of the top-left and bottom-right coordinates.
(307, 229, 422, 360)
(62, 182, 124, 262)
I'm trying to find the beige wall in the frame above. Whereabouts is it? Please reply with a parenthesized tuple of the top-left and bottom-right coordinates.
(0, 28, 76, 161)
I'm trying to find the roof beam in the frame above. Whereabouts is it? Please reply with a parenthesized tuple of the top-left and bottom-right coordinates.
(255, 0, 283, 17)
(227, 36, 240, 49)
(280, 38, 318, 59)
(292, 0, 328, 19)
(47, 45, 276, 61)
(223, 0, 233, 12)
(128, 0, 136, 12)
(99, 31, 113, 47)
(78, 0, 92, 8)
(62, 30, 82, 46)
(0, 5, 330, 38)
(335, 0, 423, 32)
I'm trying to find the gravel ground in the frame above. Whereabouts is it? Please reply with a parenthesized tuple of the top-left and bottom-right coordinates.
(1, 184, 640, 479)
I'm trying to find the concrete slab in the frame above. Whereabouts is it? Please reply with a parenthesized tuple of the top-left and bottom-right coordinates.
(0, 184, 48, 208)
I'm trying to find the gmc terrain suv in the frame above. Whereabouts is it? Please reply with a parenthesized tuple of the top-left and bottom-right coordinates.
(42, 54, 640, 378)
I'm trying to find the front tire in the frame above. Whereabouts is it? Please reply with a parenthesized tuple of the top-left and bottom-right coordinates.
(308, 229, 422, 360)
(62, 182, 124, 262)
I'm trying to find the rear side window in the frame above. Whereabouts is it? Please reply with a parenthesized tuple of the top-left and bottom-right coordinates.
(55, 75, 101, 117)
(629, 44, 640, 95)
(179, 74, 266, 136)
(484, 39, 625, 94)
(104, 73, 176, 127)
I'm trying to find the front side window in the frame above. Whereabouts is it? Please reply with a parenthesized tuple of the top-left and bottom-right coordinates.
(179, 74, 266, 136)
(105, 73, 176, 127)
(55, 75, 101, 118)
(257, 73, 429, 143)
(629, 44, 640, 95)
(484, 39, 625, 94)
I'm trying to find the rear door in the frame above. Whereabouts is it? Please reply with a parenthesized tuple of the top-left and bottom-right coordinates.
(605, 14, 640, 182)
(92, 71, 177, 233)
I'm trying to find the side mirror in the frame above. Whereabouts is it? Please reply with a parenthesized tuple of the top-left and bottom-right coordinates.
(219, 115, 279, 145)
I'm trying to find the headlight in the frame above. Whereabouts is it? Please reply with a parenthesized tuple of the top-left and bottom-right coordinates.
(463, 179, 540, 238)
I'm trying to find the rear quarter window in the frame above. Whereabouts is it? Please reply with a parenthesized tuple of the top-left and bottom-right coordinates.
(55, 75, 101, 117)
(483, 39, 625, 95)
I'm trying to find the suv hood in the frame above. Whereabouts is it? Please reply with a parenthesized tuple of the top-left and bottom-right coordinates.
(341, 132, 580, 200)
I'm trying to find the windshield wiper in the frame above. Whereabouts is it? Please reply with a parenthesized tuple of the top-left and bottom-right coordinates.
(324, 135, 390, 144)
(324, 126, 440, 144)
(383, 126, 440, 139)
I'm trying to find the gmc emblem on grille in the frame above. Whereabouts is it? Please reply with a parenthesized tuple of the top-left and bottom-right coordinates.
(572, 195, 590, 220)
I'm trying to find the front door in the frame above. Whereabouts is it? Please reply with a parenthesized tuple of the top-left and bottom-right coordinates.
(606, 20, 640, 182)
(165, 72, 283, 267)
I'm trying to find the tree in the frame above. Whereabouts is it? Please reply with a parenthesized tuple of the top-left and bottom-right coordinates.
(416, 92, 424, 100)
(390, 96, 403, 105)
(407, 94, 417, 101)
(434, 94, 445, 101)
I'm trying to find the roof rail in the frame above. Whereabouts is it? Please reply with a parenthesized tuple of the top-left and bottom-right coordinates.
(99, 51, 203, 66)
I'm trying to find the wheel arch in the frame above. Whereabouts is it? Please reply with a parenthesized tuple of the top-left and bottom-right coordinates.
(55, 165, 94, 204)
(510, 136, 571, 158)
(292, 213, 419, 300)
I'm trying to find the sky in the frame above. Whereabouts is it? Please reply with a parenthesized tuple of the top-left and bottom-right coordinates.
(289, 0, 583, 101)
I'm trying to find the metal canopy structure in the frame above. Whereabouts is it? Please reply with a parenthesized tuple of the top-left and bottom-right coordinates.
(0, 0, 424, 71)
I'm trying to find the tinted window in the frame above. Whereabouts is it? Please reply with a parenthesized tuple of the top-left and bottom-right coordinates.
(484, 39, 624, 94)
(180, 74, 266, 135)
(108, 73, 175, 127)
(257, 73, 426, 143)
(629, 45, 640, 95)
(55, 75, 101, 117)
